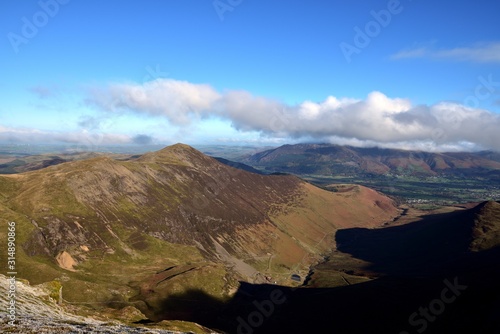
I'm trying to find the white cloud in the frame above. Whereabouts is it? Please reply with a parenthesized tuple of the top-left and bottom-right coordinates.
(86, 79, 220, 125)
(83, 79, 500, 151)
(392, 42, 500, 63)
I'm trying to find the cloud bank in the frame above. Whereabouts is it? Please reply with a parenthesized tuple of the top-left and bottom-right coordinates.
(85, 79, 500, 151)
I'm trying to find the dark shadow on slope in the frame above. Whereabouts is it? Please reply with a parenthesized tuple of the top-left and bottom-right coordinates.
(335, 206, 479, 277)
(138, 255, 500, 334)
(132, 289, 226, 330)
(133, 204, 500, 333)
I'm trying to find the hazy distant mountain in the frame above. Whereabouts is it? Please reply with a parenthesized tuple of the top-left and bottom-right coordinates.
(243, 143, 500, 177)
(0, 152, 106, 174)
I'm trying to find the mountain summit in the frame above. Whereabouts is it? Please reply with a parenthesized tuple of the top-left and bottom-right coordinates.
(0, 143, 398, 324)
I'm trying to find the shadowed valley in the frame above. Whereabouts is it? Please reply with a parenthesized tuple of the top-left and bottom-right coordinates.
(1, 143, 403, 332)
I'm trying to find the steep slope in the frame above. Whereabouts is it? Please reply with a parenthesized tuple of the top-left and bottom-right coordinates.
(134, 201, 500, 333)
(243, 143, 500, 177)
(308, 201, 500, 283)
(0, 143, 398, 325)
(213, 157, 265, 175)
(470, 201, 500, 251)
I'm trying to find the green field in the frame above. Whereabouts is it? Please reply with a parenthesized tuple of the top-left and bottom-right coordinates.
(303, 174, 500, 205)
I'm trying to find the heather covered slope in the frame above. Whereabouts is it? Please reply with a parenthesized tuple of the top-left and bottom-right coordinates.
(137, 201, 500, 333)
(0, 143, 398, 328)
(221, 202, 500, 334)
(243, 143, 500, 177)
(470, 201, 500, 251)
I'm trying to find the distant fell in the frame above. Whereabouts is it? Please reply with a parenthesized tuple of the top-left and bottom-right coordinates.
(243, 143, 500, 177)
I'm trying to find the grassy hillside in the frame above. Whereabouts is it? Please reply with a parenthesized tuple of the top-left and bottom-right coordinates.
(0, 143, 399, 330)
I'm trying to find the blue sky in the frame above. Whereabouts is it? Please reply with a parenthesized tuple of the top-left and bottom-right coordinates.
(1, 0, 500, 151)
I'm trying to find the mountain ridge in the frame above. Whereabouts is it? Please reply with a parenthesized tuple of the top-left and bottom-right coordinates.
(1, 144, 499, 332)
(0, 143, 399, 327)
(243, 143, 500, 176)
